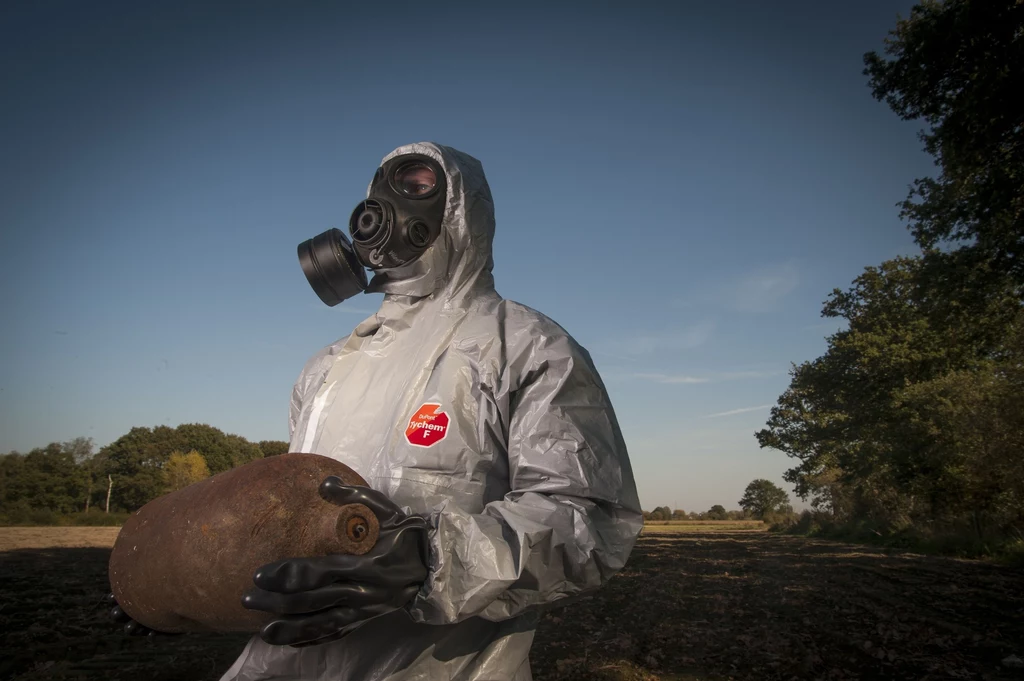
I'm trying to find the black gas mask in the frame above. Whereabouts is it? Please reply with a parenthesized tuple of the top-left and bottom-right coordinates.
(297, 153, 447, 306)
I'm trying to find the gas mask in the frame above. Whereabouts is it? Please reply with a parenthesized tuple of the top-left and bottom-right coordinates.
(297, 153, 447, 307)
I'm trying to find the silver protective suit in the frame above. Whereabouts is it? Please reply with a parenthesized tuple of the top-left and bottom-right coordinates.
(219, 142, 643, 681)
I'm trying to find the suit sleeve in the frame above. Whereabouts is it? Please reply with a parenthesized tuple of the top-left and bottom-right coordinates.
(405, 337, 644, 625)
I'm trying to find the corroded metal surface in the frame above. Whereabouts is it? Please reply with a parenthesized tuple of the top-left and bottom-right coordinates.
(108, 453, 378, 633)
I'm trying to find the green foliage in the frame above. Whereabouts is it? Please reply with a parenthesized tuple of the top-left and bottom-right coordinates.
(1, 424, 279, 520)
(172, 423, 264, 474)
(258, 440, 290, 457)
(758, 0, 1024, 554)
(782, 509, 1024, 561)
(643, 507, 695, 522)
(762, 505, 798, 530)
(757, 255, 1023, 528)
(738, 479, 790, 519)
(705, 505, 728, 521)
(895, 351, 1024, 523)
(1002, 539, 1024, 567)
(163, 450, 211, 491)
(864, 0, 1024, 285)
(644, 505, 673, 521)
(0, 441, 90, 514)
(99, 426, 173, 509)
(98, 423, 264, 511)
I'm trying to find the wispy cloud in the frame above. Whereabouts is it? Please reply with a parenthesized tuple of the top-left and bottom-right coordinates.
(629, 373, 710, 384)
(729, 262, 799, 313)
(601, 321, 715, 357)
(621, 368, 783, 385)
(702, 404, 773, 419)
(718, 370, 784, 380)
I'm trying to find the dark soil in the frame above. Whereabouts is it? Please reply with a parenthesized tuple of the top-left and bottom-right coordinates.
(531, 528, 1024, 680)
(2, 527, 1022, 680)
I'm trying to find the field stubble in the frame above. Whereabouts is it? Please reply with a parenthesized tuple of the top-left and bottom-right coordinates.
(1, 523, 1022, 680)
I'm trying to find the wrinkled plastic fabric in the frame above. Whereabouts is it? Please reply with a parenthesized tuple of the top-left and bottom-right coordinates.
(219, 142, 643, 681)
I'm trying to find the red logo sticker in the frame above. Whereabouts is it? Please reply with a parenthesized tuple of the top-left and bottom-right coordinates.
(405, 403, 450, 448)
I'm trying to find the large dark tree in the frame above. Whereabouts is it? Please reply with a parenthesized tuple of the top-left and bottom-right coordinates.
(759, 0, 1024, 535)
(864, 0, 1024, 285)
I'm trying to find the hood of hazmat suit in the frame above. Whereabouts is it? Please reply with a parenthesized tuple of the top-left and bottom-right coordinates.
(219, 142, 643, 681)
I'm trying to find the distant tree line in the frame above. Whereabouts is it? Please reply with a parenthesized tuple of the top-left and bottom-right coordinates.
(0, 424, 289, 523)
(757, 0, 1024, 553)
(643, 479, 793, 523)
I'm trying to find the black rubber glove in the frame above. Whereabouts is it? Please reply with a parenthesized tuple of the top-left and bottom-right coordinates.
(106, 593, 179, 637)
(242, 476, 430, 647)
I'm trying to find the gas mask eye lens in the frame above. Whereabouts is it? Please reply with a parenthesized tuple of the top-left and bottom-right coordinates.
(394, 163, 437, 197)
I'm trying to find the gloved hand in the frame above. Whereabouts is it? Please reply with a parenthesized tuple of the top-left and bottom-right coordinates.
(106, 593, 179, 637)
(242, 476, 430, 647)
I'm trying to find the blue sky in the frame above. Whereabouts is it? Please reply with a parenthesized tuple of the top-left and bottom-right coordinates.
(0, 0, 931, 512)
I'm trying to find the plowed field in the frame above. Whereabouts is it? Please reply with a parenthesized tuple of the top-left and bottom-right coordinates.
(2, 524, 1021, 681)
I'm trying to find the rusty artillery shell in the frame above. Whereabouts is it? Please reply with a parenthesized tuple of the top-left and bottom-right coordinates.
(108, 453, 379, 633)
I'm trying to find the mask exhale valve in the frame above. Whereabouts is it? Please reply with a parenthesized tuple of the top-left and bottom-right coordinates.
(349, 199, 394, 268)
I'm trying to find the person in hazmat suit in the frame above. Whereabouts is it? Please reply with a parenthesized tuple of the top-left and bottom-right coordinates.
(193, 142, 643, 680)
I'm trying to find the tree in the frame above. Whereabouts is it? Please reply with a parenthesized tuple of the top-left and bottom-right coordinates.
(892, 315, 1024, 530)
(671, 508, 687, 520)
(63, 437, 94, 464)
(99, 426, 173, 511)
(758, 1, 1024, 536)
(0, 451, 26, 514)
(257, 440, 290, 457)
(646, 506, 672, 521)
(739, 479, 791, 519)
(97, 423, 265, 511)
(864, 0, 1024, 285)
(173, 424, 263, 474)
(163, 450, 211, 491)
(0, 442, 89, 514)
(756, 255, 1018, 524)
(706, 505, 727, 521)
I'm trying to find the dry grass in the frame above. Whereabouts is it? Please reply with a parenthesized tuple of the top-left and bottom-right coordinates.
(640, 521, 765, 534)
(0, 527, 121, 551)
(0, 524, 764, 549)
